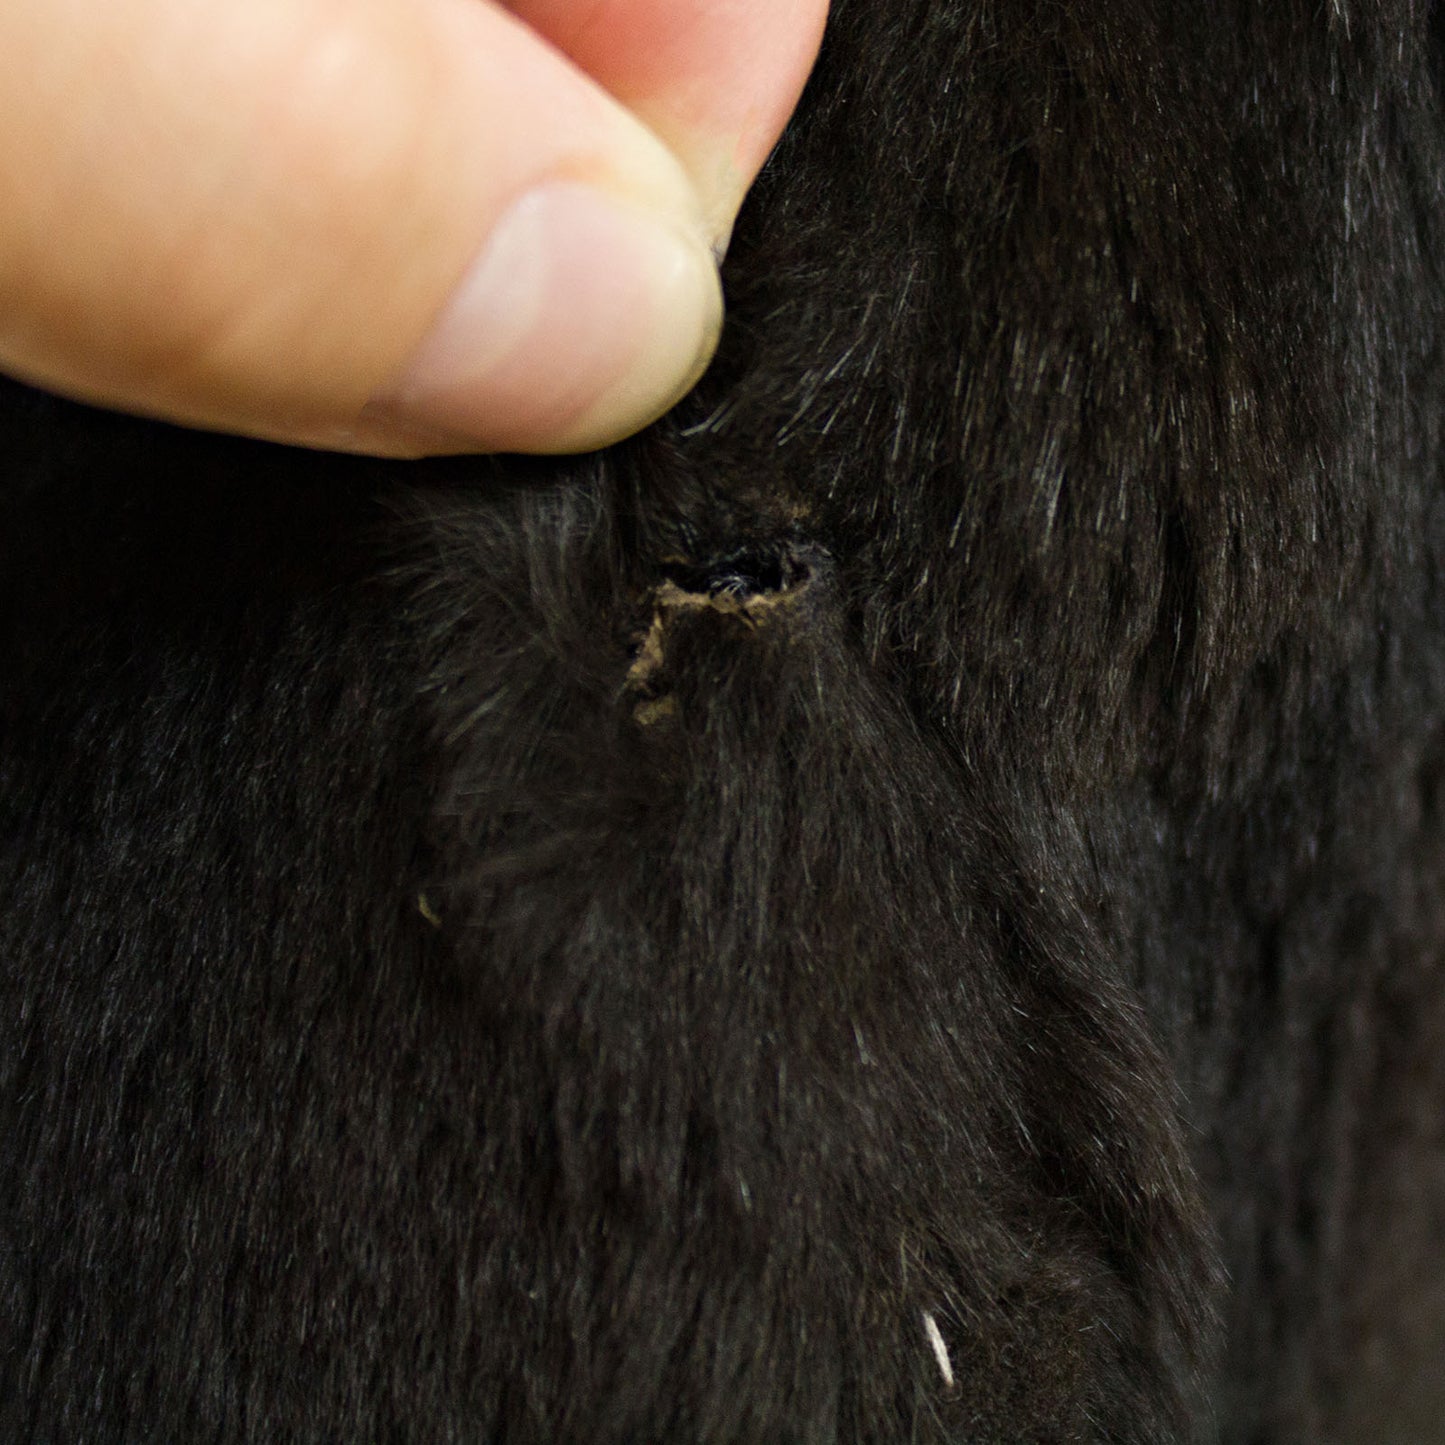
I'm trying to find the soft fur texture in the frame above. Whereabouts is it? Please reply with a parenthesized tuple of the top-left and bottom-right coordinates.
(5, 0, 1445, 1439)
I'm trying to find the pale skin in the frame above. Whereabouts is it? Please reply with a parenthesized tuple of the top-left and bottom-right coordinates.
(0, 0, 829, 457)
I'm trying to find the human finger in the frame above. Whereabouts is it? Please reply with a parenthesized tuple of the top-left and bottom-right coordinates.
(0, 0, 723, 455)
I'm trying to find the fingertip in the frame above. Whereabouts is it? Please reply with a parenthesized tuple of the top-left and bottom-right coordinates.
(364, 180, 723, 454)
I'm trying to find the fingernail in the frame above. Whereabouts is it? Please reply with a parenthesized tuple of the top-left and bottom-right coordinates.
(368, 182, 722, 454)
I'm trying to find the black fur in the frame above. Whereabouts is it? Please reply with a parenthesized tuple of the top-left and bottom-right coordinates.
(6, 0, 1445, 1438)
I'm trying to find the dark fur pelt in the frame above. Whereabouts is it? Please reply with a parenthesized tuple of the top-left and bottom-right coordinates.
(5, 0, 1445, 1438)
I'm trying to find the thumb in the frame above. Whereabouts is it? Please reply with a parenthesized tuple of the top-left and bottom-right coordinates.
(0, 0, 723, 456)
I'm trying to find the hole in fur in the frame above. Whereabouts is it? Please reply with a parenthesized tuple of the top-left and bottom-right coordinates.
(625, 541, 818, 709)
(657, 543, 811, 601)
